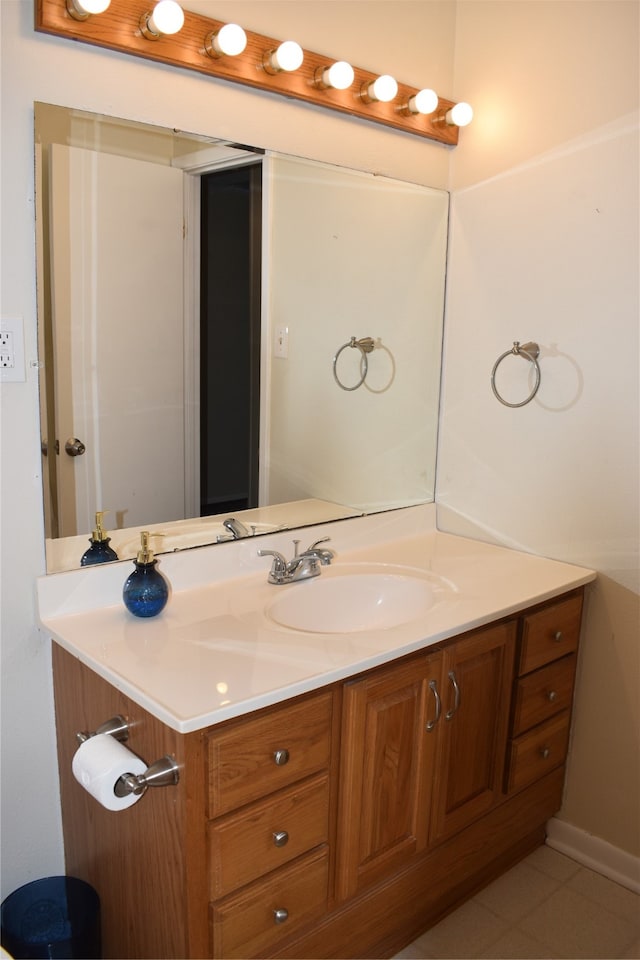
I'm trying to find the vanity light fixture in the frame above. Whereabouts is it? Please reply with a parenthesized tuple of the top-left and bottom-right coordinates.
(65, 0, 111, 20)
(140, 0, 184, 40)
(361, 74, 398, 104)
(315, 60, 355, 91)
(204, 22, 247, 59)
(403, 87, 439, 116)
(445, 101, 474, 126)
(36, 0, 469, 146)
(263, 40, 304, 74)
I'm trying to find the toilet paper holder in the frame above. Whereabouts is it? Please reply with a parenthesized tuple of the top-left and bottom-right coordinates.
(75, 714, 179, 797)
(76, 715, 131, 746)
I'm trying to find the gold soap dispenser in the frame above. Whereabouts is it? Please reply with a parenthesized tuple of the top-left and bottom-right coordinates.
(80, 511, 119, 566)
(122, 531, 169, 618)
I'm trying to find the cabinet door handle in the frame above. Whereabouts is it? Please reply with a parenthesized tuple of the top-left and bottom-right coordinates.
(445, 670, 460, 721)
(273, 908, 289, 924)
(553, 630, 564, 643)
(426, 679, 441, 731)
(540, 747, 551, 759)
(547, 690, 557, 702)
(273, 830, 289, 847)
(273, 749, 290, 766)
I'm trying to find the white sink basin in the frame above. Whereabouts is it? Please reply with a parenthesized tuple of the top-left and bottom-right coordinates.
(266, 566, 448, 633)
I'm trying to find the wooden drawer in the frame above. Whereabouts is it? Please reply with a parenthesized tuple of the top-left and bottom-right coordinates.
(506, 711, 571, 794)
(211, 847, 329, 959)
(207, 691, 333, 817)
(208, 774, 330, 898)
(511, 655, 577, 737)
(518, 593, 583, 675)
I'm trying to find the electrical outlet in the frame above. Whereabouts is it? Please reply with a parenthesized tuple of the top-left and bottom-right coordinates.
(0, 331, 15, 368)
(0, 319, 26, 382)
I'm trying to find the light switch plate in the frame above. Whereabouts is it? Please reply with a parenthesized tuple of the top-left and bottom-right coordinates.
(274, 325, 289, 359)
(0, 318, 26, 382)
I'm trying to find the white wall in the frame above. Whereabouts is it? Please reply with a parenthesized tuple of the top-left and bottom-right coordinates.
(0, 0, 456, 899)
(439, 0, 639, 857)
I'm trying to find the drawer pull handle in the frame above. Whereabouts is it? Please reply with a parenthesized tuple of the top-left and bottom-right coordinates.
(553, 630, 564, 642)
(426, 679, 441, 731)
(273, 749, 290, 766)
(540, 747, 551, 759)
(445, 670, 460, 721)
(547, 690, 557, 702)
(273, 830, 289, 847)
(273, 908, 289, 924)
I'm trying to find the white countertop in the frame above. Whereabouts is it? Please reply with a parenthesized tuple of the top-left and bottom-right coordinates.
(37, 506, 596, 734)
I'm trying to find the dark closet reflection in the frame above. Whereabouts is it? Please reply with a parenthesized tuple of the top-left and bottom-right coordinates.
(200, 164, 262, 516)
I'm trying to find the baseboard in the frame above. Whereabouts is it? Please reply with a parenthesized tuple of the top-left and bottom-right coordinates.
(546, 817, 640, 893)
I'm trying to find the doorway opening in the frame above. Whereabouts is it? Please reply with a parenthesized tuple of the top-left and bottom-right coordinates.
(199, 163, 262, 517)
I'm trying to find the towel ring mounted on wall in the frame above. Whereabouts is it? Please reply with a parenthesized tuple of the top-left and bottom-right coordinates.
(491, 341, 541, 407)
(333, 336, 376, 391)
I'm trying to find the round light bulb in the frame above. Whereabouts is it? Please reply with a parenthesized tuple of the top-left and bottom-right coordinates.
(272, 40, 304, 72)
(212, 23, 247, 57)
(367, 75, 398, 103)
(407, 88, 438, 115)
(77, 0, 111, 12)
(66, 0, 110, 18)
(446, 102, 473, 127)
(323, 61, 355, 90)
(148, 0, 184, 36)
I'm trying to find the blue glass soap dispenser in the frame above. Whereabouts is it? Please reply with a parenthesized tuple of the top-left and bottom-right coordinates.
(80, 511, 119, 566)
(123, 531, 169, 618)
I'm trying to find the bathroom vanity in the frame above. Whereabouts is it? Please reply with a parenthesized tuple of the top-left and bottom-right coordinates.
(38, 507, 595, 959)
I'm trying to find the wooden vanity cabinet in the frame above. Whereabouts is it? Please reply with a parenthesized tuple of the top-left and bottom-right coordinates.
(51, 588, 585, 960)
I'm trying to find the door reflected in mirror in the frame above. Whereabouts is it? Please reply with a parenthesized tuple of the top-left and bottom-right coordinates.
(35, 103, 449, 573)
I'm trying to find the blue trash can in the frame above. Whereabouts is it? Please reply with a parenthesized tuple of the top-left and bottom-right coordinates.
(1, 876, 100, 959)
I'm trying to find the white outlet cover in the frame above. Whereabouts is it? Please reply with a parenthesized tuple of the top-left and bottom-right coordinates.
(0, 318, 26, 382)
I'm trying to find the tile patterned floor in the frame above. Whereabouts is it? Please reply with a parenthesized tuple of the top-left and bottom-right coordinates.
(392, 846, 640, 959)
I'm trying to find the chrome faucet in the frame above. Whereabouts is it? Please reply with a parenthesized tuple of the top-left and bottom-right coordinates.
(223, 517, 251, 539)
(216, 518, 290, 543)
(258, 538, 334, 585)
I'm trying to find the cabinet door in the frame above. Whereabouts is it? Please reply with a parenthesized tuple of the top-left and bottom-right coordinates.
(430, 622, 516, 844)
(336, 652, 443, 900)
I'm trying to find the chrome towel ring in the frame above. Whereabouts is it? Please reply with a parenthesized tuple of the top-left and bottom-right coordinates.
(491, 341, 541, 407)
(333, 336, 376, 391)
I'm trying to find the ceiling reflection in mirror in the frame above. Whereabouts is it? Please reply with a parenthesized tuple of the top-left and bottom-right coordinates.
(35, 103, 448, 574)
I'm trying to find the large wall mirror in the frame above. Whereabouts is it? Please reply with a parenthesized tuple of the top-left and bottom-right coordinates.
(35, 102, 449, 573)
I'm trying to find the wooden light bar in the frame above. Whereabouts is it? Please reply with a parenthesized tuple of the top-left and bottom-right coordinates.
(35, 0, 461, 146)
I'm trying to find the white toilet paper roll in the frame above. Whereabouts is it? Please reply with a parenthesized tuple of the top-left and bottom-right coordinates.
(72, 733, 147, 811)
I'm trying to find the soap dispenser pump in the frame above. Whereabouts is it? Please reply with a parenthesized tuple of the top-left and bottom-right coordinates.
(80, 511, 119, 566)
(122, 531, 169, 618)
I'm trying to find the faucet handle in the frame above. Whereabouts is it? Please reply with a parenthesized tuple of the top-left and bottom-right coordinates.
(257, 549, 287, 574)
(304, 537, 335, 565)
(307, 537, 331, 551)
